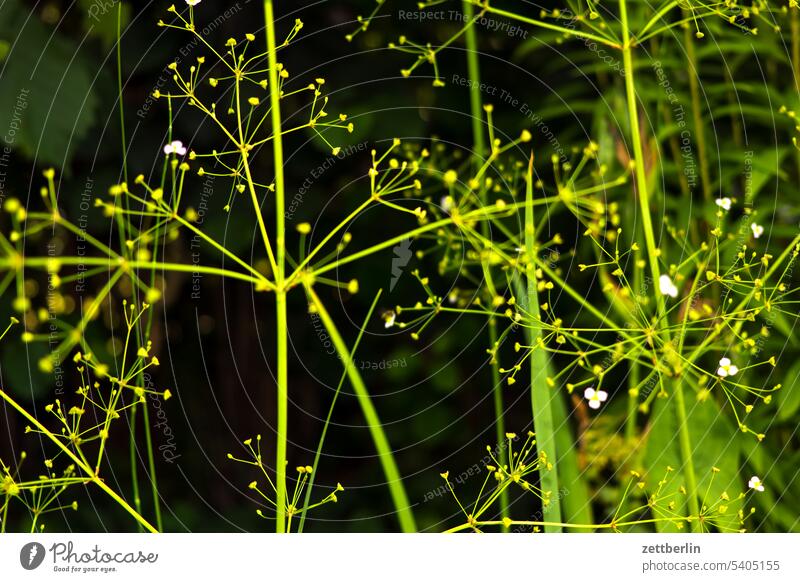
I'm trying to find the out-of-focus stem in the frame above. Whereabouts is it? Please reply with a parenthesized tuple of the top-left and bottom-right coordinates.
(461, 0, 509, 527)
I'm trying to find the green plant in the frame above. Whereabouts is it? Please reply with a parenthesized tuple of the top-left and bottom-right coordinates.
(354, 0, 800, 533)
(1, 0, 799, 535)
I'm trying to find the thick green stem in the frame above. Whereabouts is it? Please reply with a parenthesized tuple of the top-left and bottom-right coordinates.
(618, 0, 700, 531)
(264, 0, 288, 533)
(275, 291, 288, 533)
(463, 0, 485, 161)
(305, 285, 416, 532)
(480, 2, 620, 48)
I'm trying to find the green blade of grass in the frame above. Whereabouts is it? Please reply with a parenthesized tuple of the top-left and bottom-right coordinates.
(305, 284, 417, 532)
(517, 155, 562, 531)
(549, 384, 594, 528)
(297, 290, 382, 533)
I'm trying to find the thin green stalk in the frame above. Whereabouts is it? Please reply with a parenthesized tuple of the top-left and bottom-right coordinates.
(479, 3, 621, 49)
(128, 405, 143, 532)
(618, 0, 700, 531)
(463, 0, 485, 162)
(305, 285, 416, 532)
(625, 263, 642, 441)
(135, 154, 173, 535)
(0, 256, 264, 286)
(444, 516, 678, 533)
(461, 0, 508, 526)
(297, 290, 382, 533)
(173, 214, 273, 285)
(141, 403, 162, 530)
(264, 0, 288, 533)
(119, 2, 163, 528)
(308, 195, 563, 279)
(487, 319, 508, 523)
(519, 156, 561, 531)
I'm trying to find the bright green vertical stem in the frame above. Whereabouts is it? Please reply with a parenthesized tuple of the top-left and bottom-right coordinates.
(305, 286, 416, 532)
(618, 0, 699, 531)
(521, 157, 561, 531)
(264, 0, 288, 534)
(461, 0, 508, 527)
(619, 9, 662, 303)
(462, 1, 485, 160)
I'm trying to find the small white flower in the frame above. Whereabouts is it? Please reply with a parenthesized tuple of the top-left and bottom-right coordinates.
(751, 222, 764, 239)
(658, 274, 678, 298)
(715, 197, 732, 211)
(748, 475, 764, 492)
(716, 357, 739, 377)
(383, 311, 396, 329)
(163, 140, 187, 156)
(186, 0, 202, 6)
(583, 387, 608, 410)
(440, 195, 454, 214)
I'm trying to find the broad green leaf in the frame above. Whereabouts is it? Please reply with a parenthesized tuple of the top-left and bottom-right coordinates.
(776, 359, 800, 422)
(79, 0, 130, 49)
(0, 1, 99, 168)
